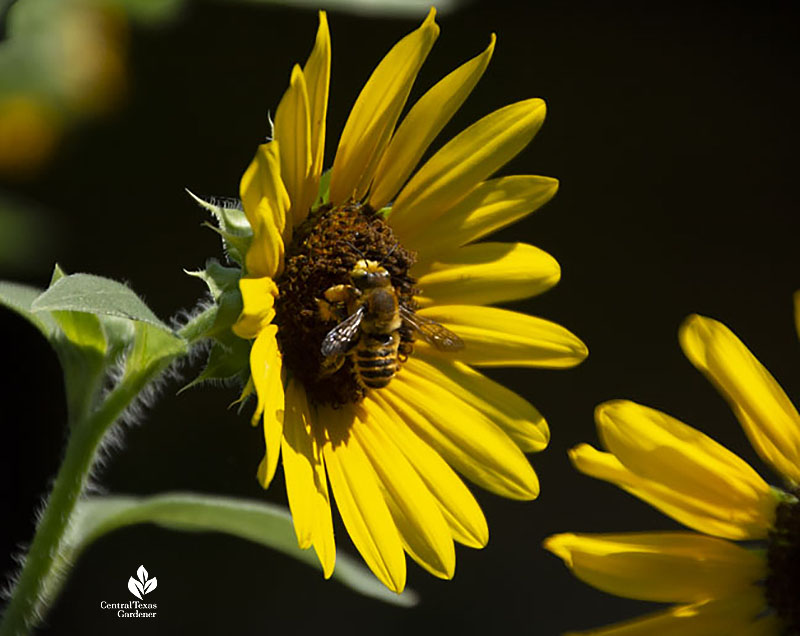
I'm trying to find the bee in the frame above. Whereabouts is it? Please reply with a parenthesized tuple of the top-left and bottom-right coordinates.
(319, 259, 463, 389)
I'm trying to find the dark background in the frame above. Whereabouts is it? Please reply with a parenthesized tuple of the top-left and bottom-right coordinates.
(2, 0, 800, 633)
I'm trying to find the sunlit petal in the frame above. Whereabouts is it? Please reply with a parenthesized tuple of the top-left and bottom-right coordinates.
(281, 379, 335, 576)
(369, 34, 495, 210)
(416, 304, 587, 368)
(303, 11, 331, 205)
(680, 314, 800, 485)
(388, 99, 547, 239)
(594, 401, 777, 538)
(544, 531, 765, 604)
(352, 404, 455, 579)
(368, 393, 488, 548)
(569, 443, 775, 540)
(414, 242, 560, 306)
(329, 9, 439, 204)
(322, 406, 406, 592)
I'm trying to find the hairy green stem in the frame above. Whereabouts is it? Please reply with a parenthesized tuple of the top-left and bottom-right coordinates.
(0, 310, 210, 635)
(178, 305, 217, 344)
(0, 381, 144, 635)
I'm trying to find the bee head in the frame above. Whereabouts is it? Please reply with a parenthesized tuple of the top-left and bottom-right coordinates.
(351, 259, 391, 289)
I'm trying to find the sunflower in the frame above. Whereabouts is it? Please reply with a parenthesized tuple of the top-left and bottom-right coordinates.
(230, 9, 587, 592)
(544, 307, 800, 634)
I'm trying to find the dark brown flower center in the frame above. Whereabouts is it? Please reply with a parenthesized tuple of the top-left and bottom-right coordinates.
(273, 202, 417, 406)
(766, 488, 800, 632)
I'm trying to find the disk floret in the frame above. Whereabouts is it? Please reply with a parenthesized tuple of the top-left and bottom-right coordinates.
(767, 488, 800, 631)
(274, 202, 417, 406)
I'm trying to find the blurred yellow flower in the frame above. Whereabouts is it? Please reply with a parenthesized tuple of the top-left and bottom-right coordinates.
(545, 306, 800, 634)
(0, 96, 60, 178)
(0, 1, 128, 179)
(233, 10, 587, 591)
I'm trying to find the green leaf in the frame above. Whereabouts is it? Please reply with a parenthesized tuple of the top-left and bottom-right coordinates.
(0, 280, 57, 337)
(31, 273, 172, 332)
(47, 265, 106, 358)
(70, 493, 417, 607)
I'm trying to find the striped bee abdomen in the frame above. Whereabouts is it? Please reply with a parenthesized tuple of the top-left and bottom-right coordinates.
(352, 332, 400, 389)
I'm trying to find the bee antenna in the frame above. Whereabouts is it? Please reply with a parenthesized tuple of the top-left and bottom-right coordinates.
(342, 240, 366, 260)
(383, 241, 399, 264)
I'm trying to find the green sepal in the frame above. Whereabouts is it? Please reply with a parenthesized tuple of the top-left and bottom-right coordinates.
(186, 190, 252, 266)
(67, 493, 418, 607)
(179, 336, 250, 393)
(186, 258, 240, 301)
(312, 168, 332, 212)
(124, 322, 188, 384)
(184, 259, 249, 388)
(185, 258, 244, 340)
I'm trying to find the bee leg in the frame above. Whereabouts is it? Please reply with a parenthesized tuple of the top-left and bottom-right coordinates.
(323, 284, 356, 303)
(398, 340, 414, 362)
(316, 297, 344, 322)
(319, 354, 345, 377)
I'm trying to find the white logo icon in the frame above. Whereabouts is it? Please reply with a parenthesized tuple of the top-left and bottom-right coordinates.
(127, 565, 157, 600)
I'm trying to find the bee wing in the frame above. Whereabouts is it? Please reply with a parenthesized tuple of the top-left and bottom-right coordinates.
(321, 306, 364, 357)
(400, 306, 464, 351)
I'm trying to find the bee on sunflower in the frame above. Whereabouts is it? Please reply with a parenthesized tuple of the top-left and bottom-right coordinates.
(196, 9, 587, 592)
(544, 303, 800, 634)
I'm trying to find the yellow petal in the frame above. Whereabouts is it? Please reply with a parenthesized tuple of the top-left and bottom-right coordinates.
(329, 8, 439, 205)
(570, 443, 774, 540)
(543, 531, 766, 604)
(413, 242, 560, 307)
(593, 401, 776, 539)
(561, 593, 770, 636)
(381, 371, 539, 500)
(275, 65, 314, 228)
(250, 326, 284, 488)
(281, 379, 335, 577)
(239, 141, 290, 276)
(415, 304, 587, 368)
(352, 404, 455, 579)
(680, 314, 800, 485)
(406, 355, 548, 452)
(232, 276, 277, 340)
(368, 393, 488, 548)
(401, 175, 558, 253)
(368, 34, 496, 210)
(303, 11, 331, 197)
(322, 406, 406, 592)
(388, 99, 547, 239)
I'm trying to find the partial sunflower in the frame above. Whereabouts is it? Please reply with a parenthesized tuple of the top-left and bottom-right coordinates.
(231, 9, 587, 592)
(544, 304, 800, 634)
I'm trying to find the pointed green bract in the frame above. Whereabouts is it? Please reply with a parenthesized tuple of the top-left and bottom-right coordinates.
(187, 190, 252, 266)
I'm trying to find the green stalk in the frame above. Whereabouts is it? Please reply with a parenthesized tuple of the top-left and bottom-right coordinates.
(0, 380, 145, 635)
(0, 311, 211, 635)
